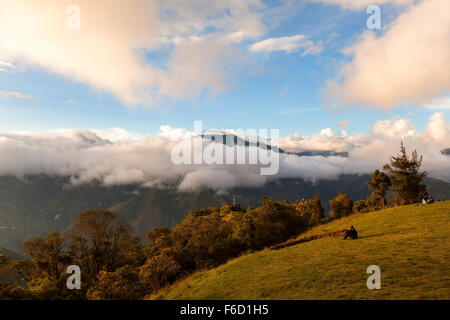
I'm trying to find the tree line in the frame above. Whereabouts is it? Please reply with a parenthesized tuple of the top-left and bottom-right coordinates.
(0, 143, 428, 299)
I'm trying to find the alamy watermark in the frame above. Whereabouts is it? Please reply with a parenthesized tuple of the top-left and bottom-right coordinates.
(67, 5, 81, 30)
(170, 121, 280, 176)
(367, 5, 382, 30)
(66, 265, 81, 290)
(366, 265, 381, 290)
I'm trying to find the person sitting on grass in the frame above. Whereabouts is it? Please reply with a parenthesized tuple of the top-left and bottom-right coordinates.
(343, 225, 358, 240)
(427, 195, 434, 204)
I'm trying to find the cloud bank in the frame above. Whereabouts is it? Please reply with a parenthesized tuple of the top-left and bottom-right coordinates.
(0, 113, 449, 192)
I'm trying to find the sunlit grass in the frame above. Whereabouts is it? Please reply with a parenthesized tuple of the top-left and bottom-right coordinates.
(150, 201, 450, 300)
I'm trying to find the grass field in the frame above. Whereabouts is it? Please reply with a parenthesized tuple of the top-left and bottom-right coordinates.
(150, 201, 450, 300)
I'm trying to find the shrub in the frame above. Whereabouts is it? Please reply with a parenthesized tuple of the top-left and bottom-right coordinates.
(139, 253, 180, 293)
(353, 200, 370, 213)
(87, 266, 143, 300)
(329, 191, 354, 219)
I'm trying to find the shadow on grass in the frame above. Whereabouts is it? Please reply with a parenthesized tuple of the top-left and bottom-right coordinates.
(358, 232, 395, 239)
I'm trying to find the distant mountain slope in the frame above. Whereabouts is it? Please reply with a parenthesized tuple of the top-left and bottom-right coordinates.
(0, 174, 449, 252)
(202, 133, 349, 157)
(150, 201, 450, 300)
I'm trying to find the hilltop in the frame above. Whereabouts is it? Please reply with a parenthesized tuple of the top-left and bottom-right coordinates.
(150, 201, 450, 300)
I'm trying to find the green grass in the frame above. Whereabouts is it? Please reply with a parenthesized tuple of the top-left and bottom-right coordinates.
(150, 201, 450, 300)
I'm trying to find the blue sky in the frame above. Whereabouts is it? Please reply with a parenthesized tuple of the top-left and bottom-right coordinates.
(0, 0, 448, 137)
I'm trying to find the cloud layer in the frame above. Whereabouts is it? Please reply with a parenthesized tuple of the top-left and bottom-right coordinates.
(0, 113, 449, 192)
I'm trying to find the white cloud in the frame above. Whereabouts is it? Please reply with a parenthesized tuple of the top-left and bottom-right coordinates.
(280, 113, 450, 181)
(159, 37, 245, 99)
(91, 128, 143, 143)
(0, 113, 448, 192)
(371, 118, 417, 138)
(178, 168, 266, 192)
(249, 35, 323, 56)
(279, 131, 353, 153)
(325, 0, 450, 109)
(425, 112, 450, 143)
(0, 91, 33, 99)
(0, 60, 14, 72)
(159, 0, 266, 40)
(424, 96, 450, 110)
(314, 0, 414, 10)
(0, 0, 160, 106)
(0, 61, 13, 68)
(0, 0, 266, 107)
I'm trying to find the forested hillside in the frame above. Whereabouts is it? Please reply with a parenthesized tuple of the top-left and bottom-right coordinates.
(1, 174, 449, 251)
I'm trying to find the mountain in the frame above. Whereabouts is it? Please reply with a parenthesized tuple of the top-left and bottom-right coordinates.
(0, 174, 449, 252)
(442, 148, 450, 155)
(202, 133, 349, 157)
(149, 201, 450, 300)
(292, 150, 349, 157)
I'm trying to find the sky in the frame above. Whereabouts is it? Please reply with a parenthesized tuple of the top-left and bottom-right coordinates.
(0, 0, 448, 136)
(0, 0, 449, 189)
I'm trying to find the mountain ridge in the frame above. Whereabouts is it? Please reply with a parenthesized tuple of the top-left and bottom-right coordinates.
(0, 174, 449, 252)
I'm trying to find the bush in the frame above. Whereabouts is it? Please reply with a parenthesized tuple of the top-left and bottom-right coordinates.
(139, 253, 181, 292)
(329, 191, 354, 218)
(353, 200, 370, 213)
(87, 266, 143, 300)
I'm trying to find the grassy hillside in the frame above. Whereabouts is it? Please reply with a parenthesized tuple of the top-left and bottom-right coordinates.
(151, 201, 450, 300)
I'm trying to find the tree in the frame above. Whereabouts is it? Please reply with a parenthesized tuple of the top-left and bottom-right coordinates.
(139, 253, 180, 293)
(5, 211, 143, 300)
(0, 255, 28, 300)
(353, 200, 369, 213)
(22, 232, 70, 281)
(367, 170, 391, 209)
(383, 142, 427, 205)
(256, 197, 304, 248)
(0, 254, 7, 282)
(68, 210, 143, 292)
(9, 232, 73, 299)
(329, 191, 354, 219)
(311, 190, 325, 225)
(87, 266, 143, 300)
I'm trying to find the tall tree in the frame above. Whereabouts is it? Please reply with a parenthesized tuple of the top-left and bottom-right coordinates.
(367, 170, 392, 209)
(383, 142, 427, 205)
(69, 210, 143, 289)
(311, 190, 325, 225)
